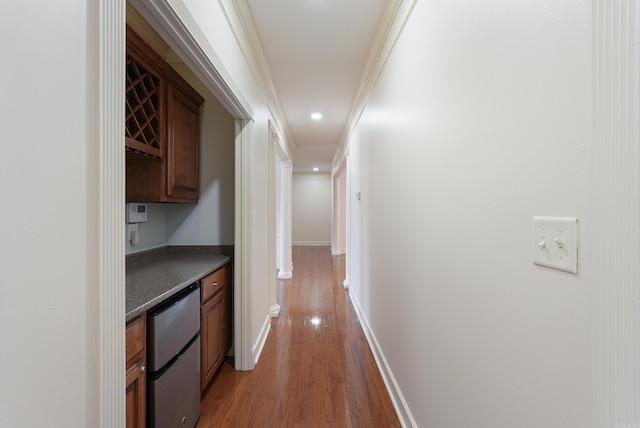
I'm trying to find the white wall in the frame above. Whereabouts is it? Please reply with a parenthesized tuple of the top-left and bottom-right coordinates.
(125, 204, 168, 254)
(0, 2, 94, 426)
(292, 172, 332, 245)
(345, 1, 638, 427)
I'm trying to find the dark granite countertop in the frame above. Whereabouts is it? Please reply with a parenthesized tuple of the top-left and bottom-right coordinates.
(126, 246, 231, 321)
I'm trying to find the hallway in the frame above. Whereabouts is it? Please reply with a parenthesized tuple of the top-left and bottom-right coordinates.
(197, 246, 401, 427)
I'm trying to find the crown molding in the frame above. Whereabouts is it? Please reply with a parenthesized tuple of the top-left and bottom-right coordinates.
(219, 0, 297, 154)
(331, 0, 418, 171)
(129, 0, 254, 120)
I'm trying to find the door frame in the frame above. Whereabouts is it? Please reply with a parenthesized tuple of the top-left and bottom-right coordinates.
(94, 4, 259, 419)
(128, 0, 256, 372)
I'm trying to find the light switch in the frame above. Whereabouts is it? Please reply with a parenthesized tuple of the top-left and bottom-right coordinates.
(533, 217, 578, 274)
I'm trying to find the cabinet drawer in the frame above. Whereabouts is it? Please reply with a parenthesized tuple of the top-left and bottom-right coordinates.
(126, 315, 145, 367)
(201, 265, 226, 302)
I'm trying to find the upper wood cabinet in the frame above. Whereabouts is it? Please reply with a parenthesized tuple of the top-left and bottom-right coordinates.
(125, 26, 204, 203)
(125, 36, 164, 159)
(166, 85, 200, 200)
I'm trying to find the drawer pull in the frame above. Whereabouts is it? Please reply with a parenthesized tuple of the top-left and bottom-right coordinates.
(213, 281, 219, 285)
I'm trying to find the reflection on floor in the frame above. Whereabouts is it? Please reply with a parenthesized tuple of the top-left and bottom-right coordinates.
(197, 245, 400, 427)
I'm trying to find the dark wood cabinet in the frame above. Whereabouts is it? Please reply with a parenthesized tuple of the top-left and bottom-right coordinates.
(126, 25, 204, 203)
(166, 85, 200, 200)
(201, 288, 226, 391)
(125, 36, 164, 160)
(200, 264, 230, 393)
(125, 315, 146, 428)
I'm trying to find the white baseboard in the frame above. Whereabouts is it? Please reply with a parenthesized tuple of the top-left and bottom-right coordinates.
(252, 315, 271, 366)
(278, 272, 293, 279)
(292, 241, 331, 246)
(270, 303, 281, 317)
(278, 263, 293, 279)
(349, 293, 417, 428)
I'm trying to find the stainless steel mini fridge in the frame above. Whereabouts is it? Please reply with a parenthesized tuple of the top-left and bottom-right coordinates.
(147, 283, 201, 428)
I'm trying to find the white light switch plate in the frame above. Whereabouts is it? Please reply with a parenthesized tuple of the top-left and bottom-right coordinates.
(533, 217, 578, 274)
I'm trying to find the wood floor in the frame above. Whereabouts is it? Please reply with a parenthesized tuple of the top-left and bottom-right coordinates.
(197, 246, 401, 427)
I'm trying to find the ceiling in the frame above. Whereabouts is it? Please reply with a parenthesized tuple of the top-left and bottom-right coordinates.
(244, 0, 388, 172)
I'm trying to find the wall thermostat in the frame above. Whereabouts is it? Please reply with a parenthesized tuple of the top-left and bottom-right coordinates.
(126, 203, 148, 223)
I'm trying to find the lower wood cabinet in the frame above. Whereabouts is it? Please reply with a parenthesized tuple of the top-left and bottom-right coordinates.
(200, 264, 230, 393)
(125, 315, 146, 428)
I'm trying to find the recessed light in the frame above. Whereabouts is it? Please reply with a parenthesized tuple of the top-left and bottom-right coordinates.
(311, 112, 322, 121)
(313, 167, 319, 171)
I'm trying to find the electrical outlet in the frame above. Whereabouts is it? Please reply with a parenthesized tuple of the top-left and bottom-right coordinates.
(533, 217, 578, 274)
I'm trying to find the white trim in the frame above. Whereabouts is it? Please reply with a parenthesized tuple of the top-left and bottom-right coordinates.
(331, 175, 339, 256)
(349, 292, 416, 427)
(269, 303, 281, 318)
(130, 0, 254, 120)
(592, 1, 640, 424)
(95, 1, 125, 426)
(252, 315, 272, 365)
(343, 151, 351, 292)
(235, 119, 254, 371)
(277, 267, 293, 280)
(222, 0, 296, 154)
(331, 0, 418, 172)
(268, 122, 279, 322)
(278, 160, 294, 280)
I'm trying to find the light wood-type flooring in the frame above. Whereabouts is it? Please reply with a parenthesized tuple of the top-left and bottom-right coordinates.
(197, 246, 401, 427)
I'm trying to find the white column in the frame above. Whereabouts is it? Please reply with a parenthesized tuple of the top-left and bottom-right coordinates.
(338, 173, 346, 253)
(592, 1, 640, 423)
(343, 154, 350, 289)
(278, 160, 294, 279)
(331, 176, 341, 255)
(98, 3, 126, 426)
(275, 154, 282, 267)
(268, 130, 280, 317)
(235, 119, 254, 371)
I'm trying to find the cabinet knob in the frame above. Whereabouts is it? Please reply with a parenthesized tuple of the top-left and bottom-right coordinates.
(140, 365, 146, 373)
(213, 281, 219, 285)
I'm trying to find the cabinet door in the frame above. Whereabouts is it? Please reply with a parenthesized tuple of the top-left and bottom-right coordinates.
(201, 289, 225, 392)
(166, 85, 200, 201)
(126, 361, 146, 428)
(126, 316, 146, 428)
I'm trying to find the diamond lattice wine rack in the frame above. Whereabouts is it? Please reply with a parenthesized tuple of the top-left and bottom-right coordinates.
(125, 53, 163, 159)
